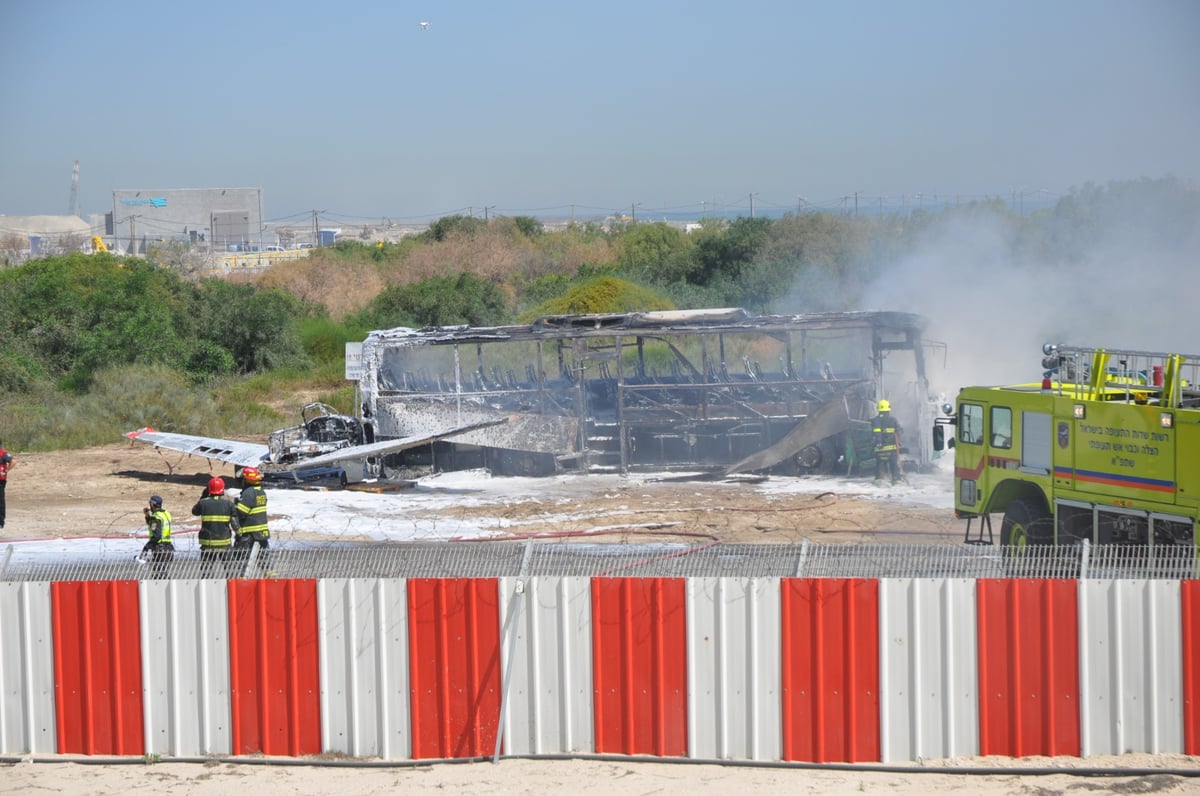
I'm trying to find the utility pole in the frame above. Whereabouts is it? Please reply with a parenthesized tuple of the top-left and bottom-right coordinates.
(854, 192, 858, 217)
(749, 193, 754, 219)
(312, 209, 319, 245)
(128, 215, 137, 256)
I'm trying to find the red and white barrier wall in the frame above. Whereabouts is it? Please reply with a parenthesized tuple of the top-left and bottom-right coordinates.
(0, 577, 1196, 762)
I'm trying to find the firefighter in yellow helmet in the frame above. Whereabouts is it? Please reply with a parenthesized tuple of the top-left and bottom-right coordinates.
(871, 399, 903, 485)
(234, 466, 270, 573)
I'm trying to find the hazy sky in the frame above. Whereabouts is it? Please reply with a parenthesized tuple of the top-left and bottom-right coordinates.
(1, 0, 1196, 223)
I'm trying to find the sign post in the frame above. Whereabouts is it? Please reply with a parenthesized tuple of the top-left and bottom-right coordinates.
(346, 342, 364, 420)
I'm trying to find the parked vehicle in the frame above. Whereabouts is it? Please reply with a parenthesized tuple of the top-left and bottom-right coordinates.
(934, 343, 1200, 547)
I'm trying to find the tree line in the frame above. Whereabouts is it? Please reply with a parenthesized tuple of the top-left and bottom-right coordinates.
(0, 176, 1194, 449)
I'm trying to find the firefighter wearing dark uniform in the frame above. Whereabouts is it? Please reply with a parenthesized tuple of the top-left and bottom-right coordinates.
(871, 399, 903, 484)
(141, 494, 175, 578)
(0, 440, 13, 529)
(234, 467, 270, 572)
(192, 476, 238, 578)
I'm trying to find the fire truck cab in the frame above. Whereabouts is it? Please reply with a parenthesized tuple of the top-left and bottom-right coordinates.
(933, 344, 1200, 548)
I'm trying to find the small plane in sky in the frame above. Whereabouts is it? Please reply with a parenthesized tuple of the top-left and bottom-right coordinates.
(419, 21, 430, 30)
(125, 402, 503, 486)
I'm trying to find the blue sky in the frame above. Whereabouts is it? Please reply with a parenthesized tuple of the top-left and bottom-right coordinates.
(1, 0, 1196, 223)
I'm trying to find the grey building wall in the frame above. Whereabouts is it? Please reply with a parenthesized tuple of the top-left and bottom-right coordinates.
(111, 187, 263, 254)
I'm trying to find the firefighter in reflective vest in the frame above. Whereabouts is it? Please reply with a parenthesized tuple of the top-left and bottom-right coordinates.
(192, 476, 238, 577)
(234, 466, 270, 571)
(871, 399, 903, 484)
(141, 494, 175, 578)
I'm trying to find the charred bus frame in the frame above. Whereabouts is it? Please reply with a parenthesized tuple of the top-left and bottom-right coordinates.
(358, 308, 933, 477)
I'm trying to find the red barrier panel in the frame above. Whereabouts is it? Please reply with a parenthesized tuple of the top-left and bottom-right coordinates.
(228, 579, 322, 756)
(977, 579, 1080, 757)
(591, 578, 688, 756)
(780, 578, 880, 762)
(51, 580, 144, 755)
(1183, 580, 1200, 755)
(408, 578, 502, 758)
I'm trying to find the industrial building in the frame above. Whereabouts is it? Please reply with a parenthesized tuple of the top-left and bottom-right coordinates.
(109, 187, 264, 254)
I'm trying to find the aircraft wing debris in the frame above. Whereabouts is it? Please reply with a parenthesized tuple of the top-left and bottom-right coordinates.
(285, 418, 507, 471)
(124, 428, 269, 468)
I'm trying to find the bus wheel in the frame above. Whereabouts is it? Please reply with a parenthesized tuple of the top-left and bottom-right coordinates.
(793, 442, 830, 472)
(1000, 498, 1052, 548)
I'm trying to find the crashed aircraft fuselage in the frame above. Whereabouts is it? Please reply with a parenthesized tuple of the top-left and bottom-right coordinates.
(358, 308, 933, 477)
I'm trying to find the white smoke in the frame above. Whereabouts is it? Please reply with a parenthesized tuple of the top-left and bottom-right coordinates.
(861, 185, 1200, 396)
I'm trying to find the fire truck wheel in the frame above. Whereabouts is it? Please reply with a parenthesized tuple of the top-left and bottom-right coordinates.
(1000, 498, 1052, 547)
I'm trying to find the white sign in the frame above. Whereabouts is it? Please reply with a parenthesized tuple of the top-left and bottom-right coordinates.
(345, 342, 363, 381)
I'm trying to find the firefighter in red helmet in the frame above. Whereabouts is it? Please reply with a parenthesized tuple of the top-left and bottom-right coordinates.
(192, 476, 239, 578)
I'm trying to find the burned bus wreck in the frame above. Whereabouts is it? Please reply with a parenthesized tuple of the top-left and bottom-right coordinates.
(358, 308, 934, 478)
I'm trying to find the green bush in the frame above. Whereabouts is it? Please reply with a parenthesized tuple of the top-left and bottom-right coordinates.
(519, 276, 674, 321)
(352, 272, 510, 329)
(300, 316, 370, 364)
(196, 279, 309, 373)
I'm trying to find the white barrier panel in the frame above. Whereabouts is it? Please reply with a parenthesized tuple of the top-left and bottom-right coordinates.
(686, 578, 782, 761)
(0, 582, 56, 754)
(879, 578, 979, 762)
(498, 577, 594, 756)
(139, 580, 231, 756)
(317, 578, 411, 759)
(1079, 580, 1184, 756)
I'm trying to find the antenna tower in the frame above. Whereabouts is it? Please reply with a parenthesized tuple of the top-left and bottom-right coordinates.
(68, 160, 80, 217)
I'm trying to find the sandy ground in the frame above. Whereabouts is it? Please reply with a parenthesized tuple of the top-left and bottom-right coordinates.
(3, 754, 1198, 795)
(1, 443, 964, 545)
(2, 444, 1197, 793)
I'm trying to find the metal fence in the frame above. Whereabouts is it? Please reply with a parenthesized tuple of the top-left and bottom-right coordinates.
(1, 540, 1196, 582)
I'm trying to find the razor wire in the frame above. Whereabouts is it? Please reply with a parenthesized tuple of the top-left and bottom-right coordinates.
(0, 540, 1195, 582)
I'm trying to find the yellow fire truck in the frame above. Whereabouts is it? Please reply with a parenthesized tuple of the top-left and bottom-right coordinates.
(933, 344, 1200, 548)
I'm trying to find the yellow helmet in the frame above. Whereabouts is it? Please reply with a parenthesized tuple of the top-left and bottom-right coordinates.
(877, 399, 891, 413)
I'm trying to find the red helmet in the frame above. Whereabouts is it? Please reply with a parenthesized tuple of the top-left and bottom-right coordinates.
(242, 467, 262, 485)
(208, 477, 226, 496)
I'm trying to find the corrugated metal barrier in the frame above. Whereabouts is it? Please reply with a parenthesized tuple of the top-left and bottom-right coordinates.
(1, 543, 1197, 763)
(2, 541, 1197, 582)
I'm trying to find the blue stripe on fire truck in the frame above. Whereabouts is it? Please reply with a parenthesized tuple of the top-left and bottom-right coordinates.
(1054, 466, 1175, 493)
